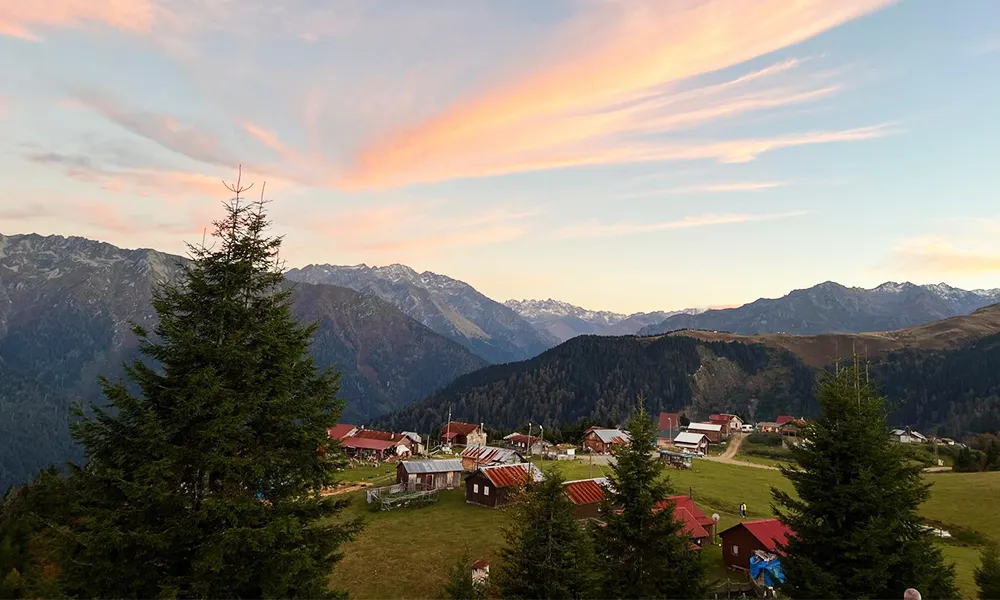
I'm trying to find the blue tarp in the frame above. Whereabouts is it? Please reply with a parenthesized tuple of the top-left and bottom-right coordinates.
(749, 552, 786, 586)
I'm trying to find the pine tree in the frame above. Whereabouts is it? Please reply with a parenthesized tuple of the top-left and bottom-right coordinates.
(975, 544, 1000, 600)
(442, 551, 482, 600)
(593, 399, 705, 599)
(772, 364, 959, 599)
(65, 175, 363, 598)
(495, 469, 596, 599)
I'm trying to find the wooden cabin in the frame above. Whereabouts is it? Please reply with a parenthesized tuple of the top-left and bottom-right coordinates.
(719, 520, 794, 572)
(465, 463, 543, 508)
(395, 459, 464, 490)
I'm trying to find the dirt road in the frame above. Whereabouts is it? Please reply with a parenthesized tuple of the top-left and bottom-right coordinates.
(701, 433, 780, 470)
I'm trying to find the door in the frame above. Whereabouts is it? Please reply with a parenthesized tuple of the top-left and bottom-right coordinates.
(425, 474, 433, 489)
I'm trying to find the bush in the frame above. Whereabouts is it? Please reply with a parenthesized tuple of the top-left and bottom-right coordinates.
(747, 433, 783, 446)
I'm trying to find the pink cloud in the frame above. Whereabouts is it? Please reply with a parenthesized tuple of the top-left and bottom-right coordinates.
(0, 0, 156, 41)
(891, 234, 1000, 274)
(554, 211, 812, 239)
(340, 0, 897, 189)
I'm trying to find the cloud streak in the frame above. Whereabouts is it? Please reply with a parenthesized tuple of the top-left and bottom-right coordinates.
(0, 0, 156, 41)
(341, 0, 897, 189)
(554, 211, 812, 239)
(621, 181, 789, 199)
(892, 234, 1000, 275)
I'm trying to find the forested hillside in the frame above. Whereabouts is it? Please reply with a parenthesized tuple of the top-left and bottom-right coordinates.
(385, 310, 1000, 439)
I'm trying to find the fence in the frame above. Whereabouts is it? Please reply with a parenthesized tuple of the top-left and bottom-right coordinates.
(366, 481, 439, 511)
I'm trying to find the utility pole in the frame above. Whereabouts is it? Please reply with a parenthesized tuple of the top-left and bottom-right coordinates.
(446, 407, 452, 451)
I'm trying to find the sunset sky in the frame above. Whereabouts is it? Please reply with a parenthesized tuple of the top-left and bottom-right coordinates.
(2, 0, 999, 313)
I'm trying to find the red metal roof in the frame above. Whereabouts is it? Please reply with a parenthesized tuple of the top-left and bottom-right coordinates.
(776, 415, 794, 425)
(723, 519, 794, 552)
(353, 429, 397, 441)
(480, 464, 533, 488)
(658, 412, 680, 431)
(507, 433, 545, 446)
(675, 507, 710, 539)
(471, 560, 490, 569)
(442, 421, 481, 436)
(341, 437, 396, 451)
(327, 424, 357, 440)
(661, 495, 716, 528)
(564, 479, 606, 505)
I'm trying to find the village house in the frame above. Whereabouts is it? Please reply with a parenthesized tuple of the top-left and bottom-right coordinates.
(340, 436, 397, 460)
(563, 478, 610, 521)
(327, 423, 358, 441)
(441, 421, 487, 447)
(672, 431, 710, 455)
(396, 459, 464, 490)
(756, 421, 781, 434)
(400, 432, 425, 455)
(352, 428, 415, 457)
(657, 412, 682, 447)
(654, 495, 716, 549)
(709, 413, 745, 435)
(465, 463, 544, 508)
(582, 427, 631, 454)
(685, 421, 724, 443)
(503, 432, 552, 455)
(719, 519, 794, 572)
(890, 427, 928, 444)
(780, 419, 806, 439)
(460, 445, 524, 471)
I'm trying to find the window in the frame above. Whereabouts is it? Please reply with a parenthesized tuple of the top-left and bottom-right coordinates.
(731, 545, 739, 556)
(484, 486, 490, 496)
(473, 483, 479, 493)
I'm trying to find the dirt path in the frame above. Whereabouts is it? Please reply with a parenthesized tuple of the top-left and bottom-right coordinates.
(702, 433, 780, 470)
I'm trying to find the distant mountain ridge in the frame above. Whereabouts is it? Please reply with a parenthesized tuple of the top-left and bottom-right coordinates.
(0, 233, 486, 492)
(286, 264, 555, 363)
(637, 281, 1000, 337)
(383, 305, 1000, 438)
(505, 298, 701, 343)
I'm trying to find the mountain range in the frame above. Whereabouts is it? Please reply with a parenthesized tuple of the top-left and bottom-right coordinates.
(0, 233, 486, 491)
(382, 305, 1000, 438)
(503, 298, 701, 343)
(5, 229, 1000, 493)
(286, 264, 555, 363)
(637, 281, 1000, 337)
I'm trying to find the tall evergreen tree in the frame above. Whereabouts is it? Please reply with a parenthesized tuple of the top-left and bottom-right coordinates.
(495, 469, 596, 599)
(65, 177, 363, 598)
(772, 364, 959, 599)
(975, 544, 1000, 600)
(593, 400, 704, 599)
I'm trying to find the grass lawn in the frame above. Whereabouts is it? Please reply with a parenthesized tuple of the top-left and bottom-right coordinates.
(328, 458, 996, 598)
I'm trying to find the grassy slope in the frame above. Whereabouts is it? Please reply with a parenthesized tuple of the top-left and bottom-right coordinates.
(329, 460, 998, 599)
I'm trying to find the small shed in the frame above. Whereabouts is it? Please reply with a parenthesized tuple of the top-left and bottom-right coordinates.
(563, 478, 609, 521)
(654, 495, 717, 548)
(396, 459, 464, 490)
(685, 422, 724, 443)
(465, 463, 544, 508)
(471, 560, 490, 585)
(719, 519, 794, 573)
(672, 432, 710, 455)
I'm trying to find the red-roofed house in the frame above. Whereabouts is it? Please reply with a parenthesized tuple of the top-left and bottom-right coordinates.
(657, 412, 681, 447)
(340, 436, 397, 459)
(719, 519, 794, 572)
(709, 414, 744, 435)
(441, 421, 487, 447)
(563, 478, 610, 520)
(582, 427, 631, 453)
(654, 495, 717, 549)
(327, 423, 358, 441)
(775, 415, 796, 426)
(465, 463, 544, 508)
(504, 432, 552, 455)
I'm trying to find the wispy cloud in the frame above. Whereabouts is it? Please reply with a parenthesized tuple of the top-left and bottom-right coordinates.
(0, 0, 156, 41)
(306, 201, 541, 255)
(891, 233, 1000, 275)
(621, 181, 789, 199)
(340, 0, 897, 189)
(554, 210, 812, 239)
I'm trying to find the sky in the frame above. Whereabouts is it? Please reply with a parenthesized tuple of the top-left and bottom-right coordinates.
(2, 0, 1000, 314)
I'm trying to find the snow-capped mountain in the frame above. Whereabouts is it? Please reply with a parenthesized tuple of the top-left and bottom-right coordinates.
(637, 281, 1000, 337)
(285, 264, 556, 363)
(504, 298, 702, 343)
